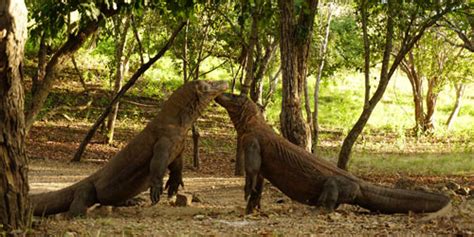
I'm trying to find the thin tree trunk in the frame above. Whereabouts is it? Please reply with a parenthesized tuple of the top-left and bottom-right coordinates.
(312, 5, 333, 152)
(25, 20, 101, 132)
(336, 1, 452, 170)
(0, 0, 29, 232)
(278, 0, 317, 152)
(71, 54, 88, 91)
(189, 16, 212, 170)
(263, 67, 281, 110)
(338, 1, 395, 170)
(250, 40, 278, 104)
(446, 83, 465, 129)
(241, 3, 260, 96)
(361, 0, 371, 109)
(304, 72, 313, 140)
(107, 15, 131, 144)
(72, 21, 186, 162)
(424, 77, 439, 132)
(24, 4, 126, 133)
(400, 51, 425, 133)
(32, 31, 47, 95)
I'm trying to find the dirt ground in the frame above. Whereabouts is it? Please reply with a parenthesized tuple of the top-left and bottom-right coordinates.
(26, 107, 474, 235)
(29, 158, 474, 236)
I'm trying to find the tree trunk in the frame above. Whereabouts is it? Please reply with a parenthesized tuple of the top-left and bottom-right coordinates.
(446, 83, 465, 129)
(250, 40, 278, 104)
(0, 0, 30, 232)
(241, 2, 260, 96)
(262, 67, 281, 110)
(400, 51, 425, 133)
(338, 1, 395, 170)
(25, 20, 101, 132)
(32, 31, 47, 95)
(337, 1, 460, 170)
(71, 55, 88, 91)
(107, 15, 131, 144)
(312, 5, 333, 152)
(361, 0, 370, 109)
(424, 77, 439, 132)
(72, 21, 186, 162)
(278, 0, 317, 152)
(24, 4, 126, 133)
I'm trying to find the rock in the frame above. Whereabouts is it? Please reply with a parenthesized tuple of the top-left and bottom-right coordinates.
(446, 181, 461, 190)
(192, 194, 202, 203)
(469, 189, 474, 197)
(455, 187, 470, 196)
(175, 193, 193, 206)
(193, 214, 206, 220)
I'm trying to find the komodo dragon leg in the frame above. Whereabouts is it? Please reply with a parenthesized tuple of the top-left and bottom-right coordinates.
(316, 176, 360, 212)
(68, 181, 98, 217)
(165, 151, 185, 197)
(243, 137, 263, 214)
(149, 137, 173, 205)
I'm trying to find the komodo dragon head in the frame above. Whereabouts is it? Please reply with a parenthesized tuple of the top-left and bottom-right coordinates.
(161, 80, 229, 126)
(215, 93, 264, 130)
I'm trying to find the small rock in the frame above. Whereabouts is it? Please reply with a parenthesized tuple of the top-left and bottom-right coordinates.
(455, 187, 470, 196)
(446, 181, 461, 190)
(175, 193, 193, 206)
(64, 232, 77, 237)
(193, 214, 206, 220)
(94, 205, 113, 215)
(192, 194, 202, 203)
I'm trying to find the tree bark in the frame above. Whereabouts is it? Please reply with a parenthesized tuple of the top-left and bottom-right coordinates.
(446, 83, 465, 129)
(32, 31, 47, 95)
(0, 0, 29, 232)
(278, 0, 317, 152)
(72, 21, 186, 162)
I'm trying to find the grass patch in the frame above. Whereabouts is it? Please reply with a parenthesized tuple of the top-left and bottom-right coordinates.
(349, 152, 474, 176)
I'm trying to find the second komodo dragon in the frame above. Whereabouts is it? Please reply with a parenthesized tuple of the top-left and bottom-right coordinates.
(32, 80, 228, 216)
(216, 93, 450, 214)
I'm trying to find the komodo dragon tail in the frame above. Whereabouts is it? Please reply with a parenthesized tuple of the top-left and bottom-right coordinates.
(355, 182, 450, 214)
(30, 184, 78, 216)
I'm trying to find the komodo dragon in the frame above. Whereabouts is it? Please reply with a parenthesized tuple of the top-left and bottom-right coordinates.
(31, 80, 228, 216)
(215, 93, 450, 214)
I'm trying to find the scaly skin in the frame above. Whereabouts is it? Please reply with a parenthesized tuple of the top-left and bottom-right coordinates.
(31, 80, 228, 216)
(215, 93, 450, 214)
